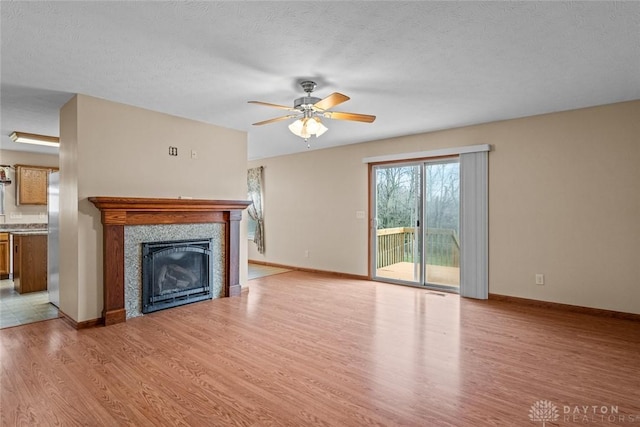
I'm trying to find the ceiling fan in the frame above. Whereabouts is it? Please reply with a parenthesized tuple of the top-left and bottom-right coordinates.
(249, 81, 376, 145)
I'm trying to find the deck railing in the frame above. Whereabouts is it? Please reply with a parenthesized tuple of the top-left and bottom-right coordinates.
(376, 227, 459, 268)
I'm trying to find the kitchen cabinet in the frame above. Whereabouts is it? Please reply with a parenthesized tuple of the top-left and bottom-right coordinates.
(0, 232, 8, 279)
(14, 164, 58, 206)
(13, 233, 48, 294)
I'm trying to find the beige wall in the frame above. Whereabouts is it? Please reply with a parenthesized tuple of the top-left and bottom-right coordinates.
(60, 94, 248, 322)
(59, 97, 79, 320)
(0, 150, 59, 224)
(249, 100, 640, 314)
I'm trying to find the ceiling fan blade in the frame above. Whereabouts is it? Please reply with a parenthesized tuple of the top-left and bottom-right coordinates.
(252, 115, 298, 126)
(248, 101, 296, 111)
(323, 111, 376, 123)
(313, 92, 350, 111)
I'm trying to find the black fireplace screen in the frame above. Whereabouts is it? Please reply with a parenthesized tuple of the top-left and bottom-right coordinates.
(142, 238, 214, 314)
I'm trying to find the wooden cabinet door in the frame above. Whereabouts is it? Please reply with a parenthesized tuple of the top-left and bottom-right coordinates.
(15, 165, 57, 205)
(13, 235, 21, 293)
(0, 233, 9, 279)
(13, 234, 47, 294)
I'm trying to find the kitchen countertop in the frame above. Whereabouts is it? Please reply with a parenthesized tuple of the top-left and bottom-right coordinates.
(0, 224, 48, 234)
(10, 231, 48, 236)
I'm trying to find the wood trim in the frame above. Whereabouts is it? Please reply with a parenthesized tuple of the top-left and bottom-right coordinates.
(249, 260, 368, 281)
(489, 293, 640, 322)
(103, 225, 125, 325)
(58, 310, 103, 329)
(90, 197, 251, 325)
(88, 197, 250, 217)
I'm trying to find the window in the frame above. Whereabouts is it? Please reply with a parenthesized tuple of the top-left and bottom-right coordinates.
(247, 216, 257, 240)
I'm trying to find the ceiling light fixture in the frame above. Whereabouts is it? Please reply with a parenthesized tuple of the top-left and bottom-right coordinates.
(288, 116, 328, 140)
(9, 131, 59, 147)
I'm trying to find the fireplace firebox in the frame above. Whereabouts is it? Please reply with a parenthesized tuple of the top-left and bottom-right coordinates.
(142, 238, 214, 314)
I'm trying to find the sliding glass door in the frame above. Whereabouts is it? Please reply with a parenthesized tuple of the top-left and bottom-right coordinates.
(424, 161, 460, 288)
(373, 163, 422, 284)
(372, 159, 460, 291)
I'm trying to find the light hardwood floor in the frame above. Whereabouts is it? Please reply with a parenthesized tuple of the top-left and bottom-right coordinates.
(376, 261, 460, 287)
(1, 271, 639, 426)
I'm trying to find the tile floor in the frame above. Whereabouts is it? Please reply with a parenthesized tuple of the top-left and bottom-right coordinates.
(0, 279, 59, 329)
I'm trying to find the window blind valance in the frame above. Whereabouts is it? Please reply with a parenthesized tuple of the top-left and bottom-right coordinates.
(362, 144, 490, 164)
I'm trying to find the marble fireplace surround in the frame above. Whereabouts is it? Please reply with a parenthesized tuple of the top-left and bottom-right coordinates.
(89, 197, 251, 326)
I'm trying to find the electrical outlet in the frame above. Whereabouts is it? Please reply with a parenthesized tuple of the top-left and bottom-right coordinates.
(191, 150, 198, 159)
(304, 250, 309, 258)
(535, 274, 545, 285)
(169, 146, 178, 156)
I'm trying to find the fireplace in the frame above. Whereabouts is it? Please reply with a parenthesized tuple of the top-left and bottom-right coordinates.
(142, 238, 214, 314)
(89, 197, 251, 325)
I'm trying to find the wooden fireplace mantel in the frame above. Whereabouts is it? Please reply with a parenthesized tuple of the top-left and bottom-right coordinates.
(89, 197, 251, 326)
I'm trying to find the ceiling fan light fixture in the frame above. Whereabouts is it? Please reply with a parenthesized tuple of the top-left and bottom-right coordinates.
(288, 117, 328, 139)
(288, 118, 306, 137)
(9, 131, 59, 147)
(313, 117, 328, 137)
(304, 117, 321, 134)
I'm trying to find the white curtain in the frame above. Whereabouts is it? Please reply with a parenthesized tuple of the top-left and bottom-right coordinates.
(247, 166, 265, 254)
(459, 151, 489, 299)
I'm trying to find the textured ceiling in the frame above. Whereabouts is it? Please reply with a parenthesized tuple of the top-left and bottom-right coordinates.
(1, 1, 639, 160)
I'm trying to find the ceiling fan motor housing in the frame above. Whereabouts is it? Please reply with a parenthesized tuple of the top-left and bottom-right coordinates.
(294, 96, 321, 110)
(294, 80, 321, 110)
